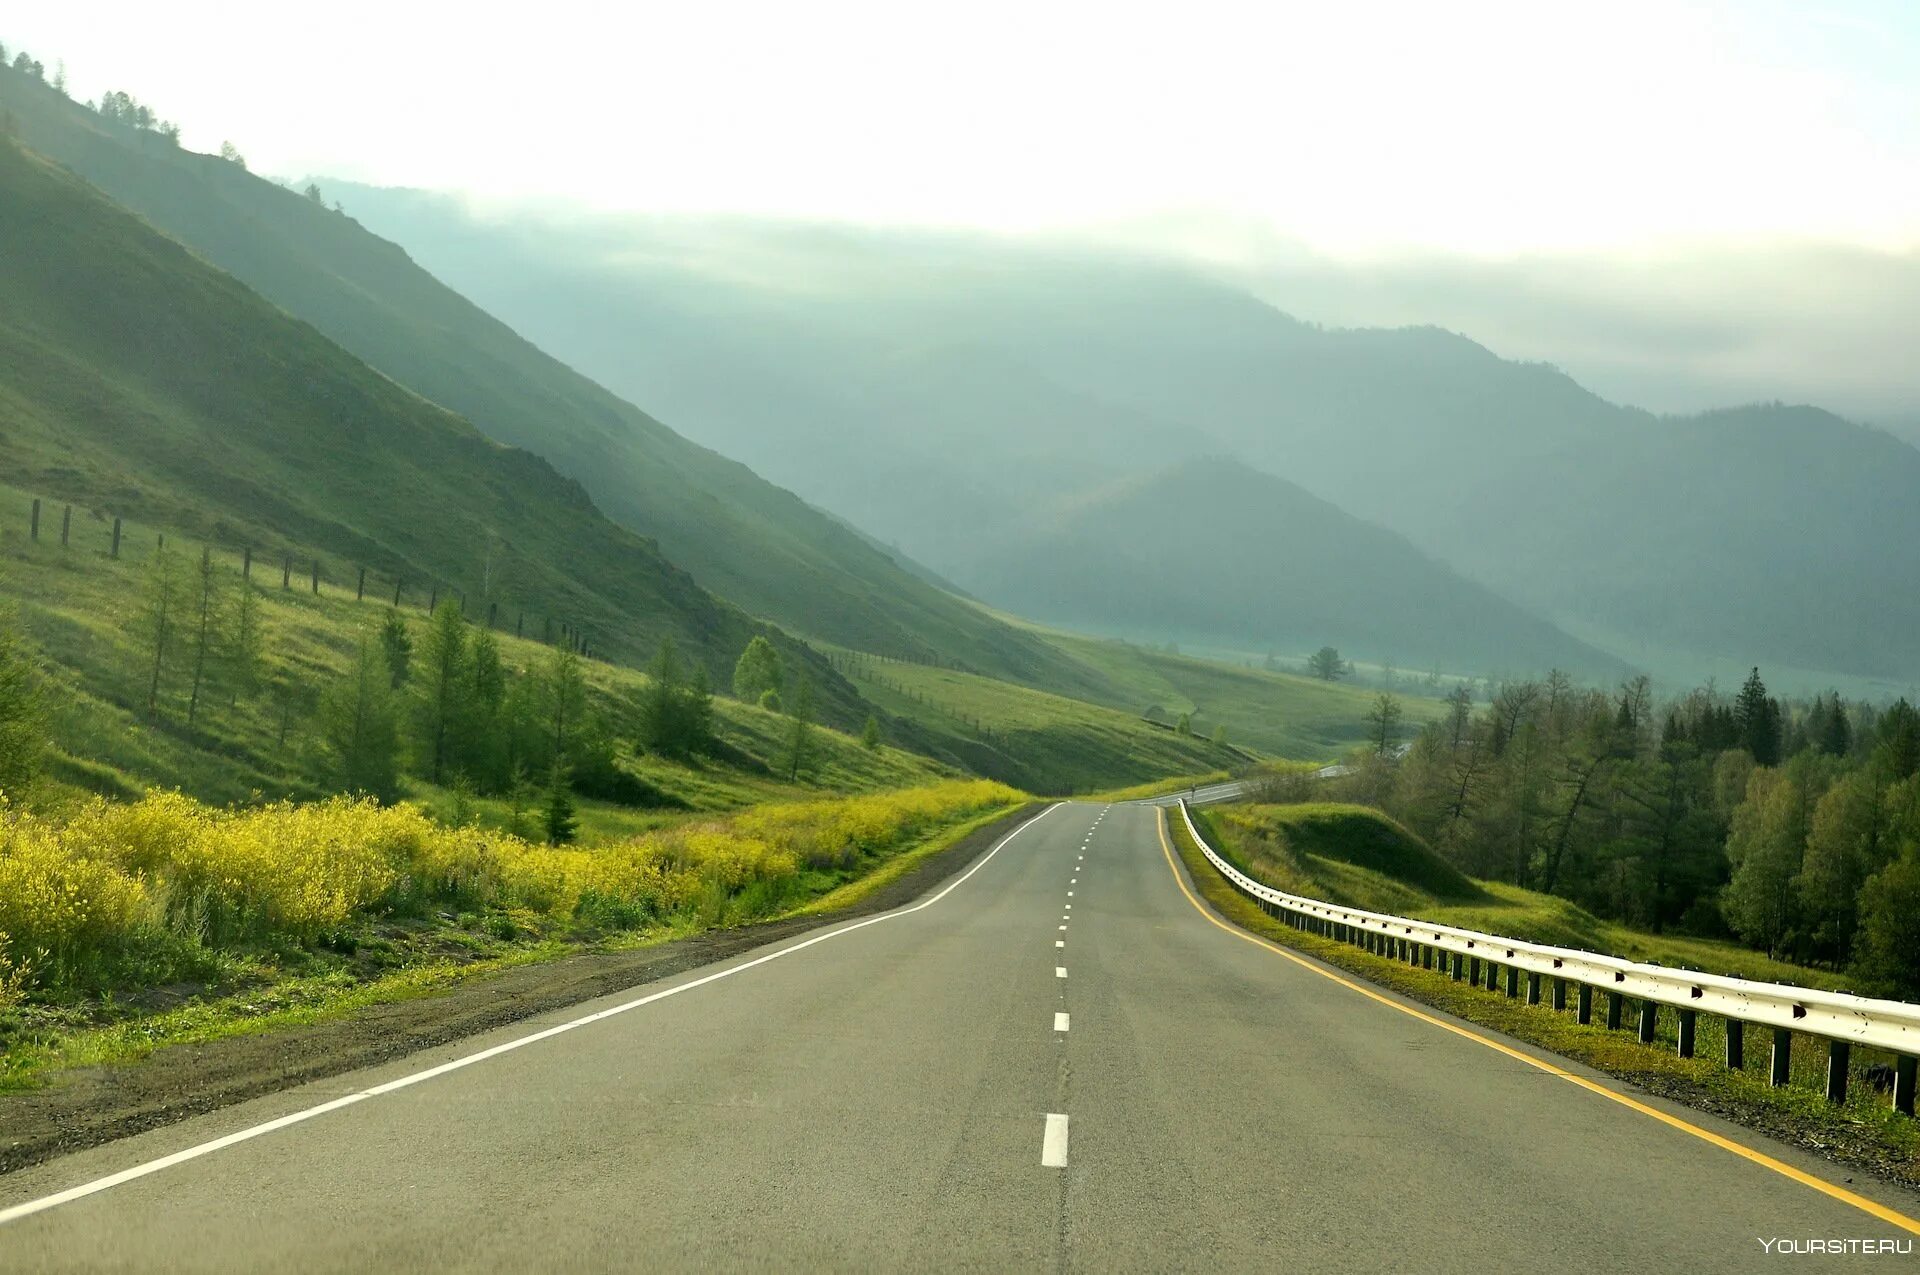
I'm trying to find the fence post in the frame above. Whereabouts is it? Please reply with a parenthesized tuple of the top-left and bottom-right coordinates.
(282, 555, 292, 589)
(516, 611, 524, 638)
(1726, 1019, 1745, 1069)
(242, 546, 252, 580)
(488, 601, 498, 629)
(1576, 983, 1593, 1025)
(1770, 1028, 1792, 1087)
(111, 518, 122, 559)
(1677, 1009, 1696, 1058)
(29, 498, 40, 541)
(310, 560, 320, 595)
(61, 505, 71, 547)
(429, 585, 438, 614)
(394, 578, 403, 607)
(1826, 1041, 1850, 1104)
(356, 567, 366, 601)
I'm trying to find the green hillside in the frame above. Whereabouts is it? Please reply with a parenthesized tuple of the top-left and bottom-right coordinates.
(0, 63, 1094, 692)
(0, 135, 895, 739)
(1198, 803, 1848, 988)
(0, 480, 947, 821)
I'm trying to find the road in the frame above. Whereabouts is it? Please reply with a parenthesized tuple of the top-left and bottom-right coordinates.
(1, 800, 1914, 1271)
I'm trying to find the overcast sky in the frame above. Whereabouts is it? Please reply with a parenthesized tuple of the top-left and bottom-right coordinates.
(9, 0, 1918, 424)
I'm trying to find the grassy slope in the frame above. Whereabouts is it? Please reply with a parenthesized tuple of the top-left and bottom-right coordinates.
(1201, 802, 1850, 990)
(0, 135, 890, 735)
(0, 482, 946, 819)
(1030, 627, 1447, 757)
(0, 65, 1095, 691)
(831, 652, 1242, 795)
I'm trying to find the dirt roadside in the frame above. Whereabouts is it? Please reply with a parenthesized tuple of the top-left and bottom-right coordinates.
(0, 803, 1050, 1177)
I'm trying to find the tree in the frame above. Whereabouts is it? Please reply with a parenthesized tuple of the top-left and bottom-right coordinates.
(783, 677, 817, 782)
(184, 550, 226, 728)
(542, 765, 578, 845)
(1211, 724, 1228, 746)
(218, 140, 247, 168)
(1797, 770, 1893, 964)
(637, 638, 712, 758)
(135, 544, 185, 718)
(861, 715, 882, 750)
(413, 602, 470, 783)
(732, 635, 784, 705)
(1307, 646, 1350, 682)
(1873, 699, 1920, 782)
(320, 639, 401, 800)
(225, 573, 266, 706)
(1175, 712, 1192, 736)
(304, 182, 325, 204)
(0, 611, 44, 798)
(1365, 693, 1403, 757)
(541, 647, 588, 767)
(1733, 667, 1781, 766)
(379, 609, 412, 688)
(1853, 847, 1920, 998)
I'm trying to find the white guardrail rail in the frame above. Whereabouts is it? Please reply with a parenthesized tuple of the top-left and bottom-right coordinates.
(1175, 799, 1920, 1114)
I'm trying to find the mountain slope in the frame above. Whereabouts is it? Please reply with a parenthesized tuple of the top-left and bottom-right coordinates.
(316, 200, 1920, 683)
(0, 135, 875, 726)
(0, 64, 1092, 693)
(965, 459, 1623, 675)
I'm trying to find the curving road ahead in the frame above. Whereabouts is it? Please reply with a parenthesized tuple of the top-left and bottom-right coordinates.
(1, 801, 1915, 1271)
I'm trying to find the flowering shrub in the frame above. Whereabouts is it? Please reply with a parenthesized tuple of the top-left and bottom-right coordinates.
(0, 781, 1021, 994)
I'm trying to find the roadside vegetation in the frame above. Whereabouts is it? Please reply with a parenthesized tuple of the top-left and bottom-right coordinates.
(0, 779, 1021, 1087)
(1315, 668, 1920, 999)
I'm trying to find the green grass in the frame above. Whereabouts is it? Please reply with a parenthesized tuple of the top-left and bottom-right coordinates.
(0, 481, 947, 817)
(1203, 802, 1852, 991)
(1165, 807, 1920, 1188)
(1027, 627, 1448, 759)
(828, 649, 1244, 794)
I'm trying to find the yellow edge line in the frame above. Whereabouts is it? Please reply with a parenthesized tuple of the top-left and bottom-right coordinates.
(1155, 807, 1920, 1236)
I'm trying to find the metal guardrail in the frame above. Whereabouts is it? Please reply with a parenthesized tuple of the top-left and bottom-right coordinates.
(1175, 799, 1920, 1115)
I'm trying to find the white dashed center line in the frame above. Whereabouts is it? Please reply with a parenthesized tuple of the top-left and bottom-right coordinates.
(1042, 1114, 1069, 1168)
(1056, 967, 1067, 978)
(1054, 1012, 1071, 1032)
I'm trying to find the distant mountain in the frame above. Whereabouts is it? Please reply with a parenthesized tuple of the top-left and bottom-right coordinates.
(0, 134, 880, 726)
(0, 64, 1098, 696)
(317, 198, 1920, 683)
(962, 458, 1624, 675)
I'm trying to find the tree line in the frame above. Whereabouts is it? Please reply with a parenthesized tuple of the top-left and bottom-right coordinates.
(1325, 667, 1920, 996)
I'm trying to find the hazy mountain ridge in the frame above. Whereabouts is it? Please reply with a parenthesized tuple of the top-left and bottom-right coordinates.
(0, 66, 1100, 695)
(320, 191, 1920, 683)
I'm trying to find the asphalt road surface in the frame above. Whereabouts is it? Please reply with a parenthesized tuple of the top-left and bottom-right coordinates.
(2, 800, 1914, 1271)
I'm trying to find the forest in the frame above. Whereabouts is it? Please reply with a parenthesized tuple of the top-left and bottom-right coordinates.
(1310, 669, 1920, 996)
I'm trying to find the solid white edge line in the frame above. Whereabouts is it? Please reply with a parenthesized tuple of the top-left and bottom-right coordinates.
(0, 803, 1067, 1229)
(1042, 1113, 1070, 1168)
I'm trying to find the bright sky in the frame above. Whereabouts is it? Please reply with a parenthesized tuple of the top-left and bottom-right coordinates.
(8, 0, 1918, 256)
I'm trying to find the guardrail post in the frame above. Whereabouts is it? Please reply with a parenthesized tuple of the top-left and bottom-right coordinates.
(1896, 1057, 1916, 1117)
(1826, 1042, 1849, 1104)
(1637, 999, 1657, 1045)
(1451, 953, 1464, 981)
(1725, 1020, 1744, 1069)
(1505, 965, 1520, 998)
(1606, 991, 1624, 1031)
(1577, 983, 1593, 1025)
(1770, 1028, 1792, 1087)
(1526, 972, 1541, 1005)
(1421, 945, 1434, 970)
(1468, 956, 1481, 986)
(1676, 1009, 1696, 1058)
(1552, 978, 1567, 1011)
